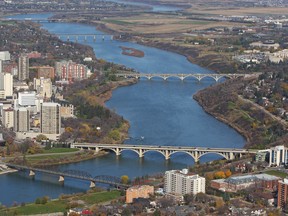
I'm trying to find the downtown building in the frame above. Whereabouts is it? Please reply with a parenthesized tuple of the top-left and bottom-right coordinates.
(164, 169, 206, 195)
(33, 77, 52, 99)
(0, 72, 13, 99)
(278, 178, 288, 209)
(55, 60, 88, 83)
(18, 54, 29, 81)
(14, 107, 30, 132)
(40, 102, 61, 134)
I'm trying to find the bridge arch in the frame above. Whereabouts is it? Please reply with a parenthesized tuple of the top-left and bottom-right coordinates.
(168, 151, 197, 162)
(119, 149, 141, 156)
(142, 149, 166, 158)
(98, 147, 118, 155)
(197, 152, 228, 161)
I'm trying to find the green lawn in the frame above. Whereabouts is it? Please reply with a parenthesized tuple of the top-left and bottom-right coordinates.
(1, 190, 121, 215)
(2, 200, 67, 216)
(42, 148, 79, 154)
(265, 170, 288, 178)
(76, 190, 121, 204)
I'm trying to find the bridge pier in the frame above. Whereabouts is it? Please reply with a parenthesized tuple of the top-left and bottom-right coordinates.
(139, 149, 144, 158)
(29, 170, 35, 177)
(84, 36, 87, 42)
(76, 36, 78, 42)
(93, 35, 96, 42)
(229, 152, 235, 160)
(67, 36, 70, 41)
(90, 181, 96, 188)
(165, 150, 170, 160)
(115, 148, 121, 156)
(59, 175, 64, 182)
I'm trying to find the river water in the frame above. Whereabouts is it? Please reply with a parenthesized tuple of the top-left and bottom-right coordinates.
(0, 13, 245, 206)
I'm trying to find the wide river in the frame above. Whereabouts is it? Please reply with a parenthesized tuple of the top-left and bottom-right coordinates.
(0, 13, 245, 206)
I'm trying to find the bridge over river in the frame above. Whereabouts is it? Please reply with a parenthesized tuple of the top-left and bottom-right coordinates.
(5, 163, 130, 188)
(116, 73, 250, 82)
(71, 143, 258, 163)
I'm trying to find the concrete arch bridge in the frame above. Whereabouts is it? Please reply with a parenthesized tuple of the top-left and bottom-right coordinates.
(116, 73, 247, 82)
(72, 143, 257, 163)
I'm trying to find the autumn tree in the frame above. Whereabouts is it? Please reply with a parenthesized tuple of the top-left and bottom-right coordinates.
(214, 171, 226, 179)
(121, 175, 129, 184)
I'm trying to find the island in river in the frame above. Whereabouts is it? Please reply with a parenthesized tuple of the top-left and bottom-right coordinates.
(120, 46, 145, 58)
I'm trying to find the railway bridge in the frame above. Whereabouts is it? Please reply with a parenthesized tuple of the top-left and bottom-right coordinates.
(5, 163, 130, 188)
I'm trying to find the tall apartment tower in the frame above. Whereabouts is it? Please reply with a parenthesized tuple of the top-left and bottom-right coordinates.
(14, 107, 30, 132)
(40, 102, 61, 134)
(278, 178, 288, 209)
(0, 73, 13, 99)
(2, 108, 14, 129)
(164, 169, 206, 195)
(18, 54, 29, 81)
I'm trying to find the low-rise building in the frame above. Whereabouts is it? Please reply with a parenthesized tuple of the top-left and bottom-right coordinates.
(126, 185, 154, 203)
(211, 173, 280, 192)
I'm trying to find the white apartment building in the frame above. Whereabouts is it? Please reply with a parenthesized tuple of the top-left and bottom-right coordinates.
(40, 102, 61, 134)
(18, 91, 36, 106)
(14, 107, 30, 132)
(2, 108, 14, 129)
(0, 73, 13, 99)
(164, 169, 206, 195)
(33, 77, 52, 98)
(269, 145, 288, 166)
(0, 51, 11, 61)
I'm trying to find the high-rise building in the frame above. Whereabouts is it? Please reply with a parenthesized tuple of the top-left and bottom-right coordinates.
(14, 107, 30, 132)
(278, 178, 288, 209)
(55, 60, 88, 82)
(0, 51, 11, 61)
(18, 54, 29, 81)
(33, 77, 52, 98)
(0, 73, 13, 99)
(269, 145, 288, 166)
(40, 102, 61, 134)
(164, 169, 206, 195)
(2, 108, 14, 129)
(18, 91, 36, 106)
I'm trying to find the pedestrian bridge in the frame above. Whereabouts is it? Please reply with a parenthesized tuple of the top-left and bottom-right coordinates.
(71, 143, 257, 163)
(116, 73, 247, 82)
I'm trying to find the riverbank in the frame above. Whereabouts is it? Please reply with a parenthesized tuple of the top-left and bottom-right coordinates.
(193, 77, 287, 149)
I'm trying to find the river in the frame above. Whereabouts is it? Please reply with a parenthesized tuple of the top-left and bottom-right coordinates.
(0, 13, 245, 206)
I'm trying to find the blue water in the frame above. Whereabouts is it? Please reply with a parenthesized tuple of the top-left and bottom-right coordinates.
(0, 14, 245, 206)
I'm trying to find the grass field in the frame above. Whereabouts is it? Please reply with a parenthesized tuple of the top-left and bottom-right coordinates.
(265, 170, 288, 178)
(1, 190, 121, 215)
(41, 148, 79, 154)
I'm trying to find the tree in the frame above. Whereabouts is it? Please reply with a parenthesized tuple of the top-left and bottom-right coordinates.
(224, 170, 232, 178)
(36, 134, 48, 142)
(214, 171, 226, 179)
(121, 175, 129, 184)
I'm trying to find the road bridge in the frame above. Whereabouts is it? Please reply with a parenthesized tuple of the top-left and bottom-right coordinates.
(71, 143, 258, 163)
(116, 73, 247, 82)
(5, 163, 130, 188)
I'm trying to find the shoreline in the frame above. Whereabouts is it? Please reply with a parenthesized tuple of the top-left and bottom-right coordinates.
(0, 169, 18, 175)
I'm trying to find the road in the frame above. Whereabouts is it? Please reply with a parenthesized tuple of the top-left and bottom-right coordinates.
(238, 95, 287, 128)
